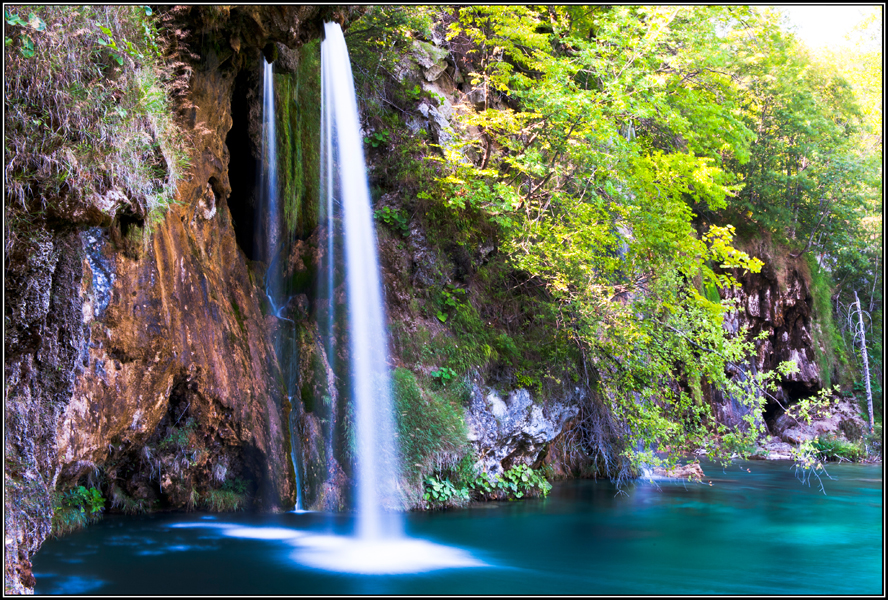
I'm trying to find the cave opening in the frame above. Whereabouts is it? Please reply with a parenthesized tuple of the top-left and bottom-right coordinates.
(227, 66, 260, 262)
(763, 398, 785, 429)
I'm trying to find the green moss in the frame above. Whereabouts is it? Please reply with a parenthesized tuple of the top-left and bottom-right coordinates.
(393, 367, 468, 488)
(229, 293, 247, 338)
(806, 254, 851, 388)
(286, 258, 316, 296)
(274, 40, 321, 238)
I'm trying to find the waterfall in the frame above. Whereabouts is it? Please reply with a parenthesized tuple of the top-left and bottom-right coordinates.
(260, 58, 289, 320)
(320, 21, 401, 540)
(260, 57, 304, 511)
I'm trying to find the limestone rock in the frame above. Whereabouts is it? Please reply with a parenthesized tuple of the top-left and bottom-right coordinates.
(650, 462, 704, 481)
(417, 101, 457, 148)
(48, 188, 142, 227)
(465, 386, 579, 476)
(273, 42, 299, 74)
(467, 86, 487, 111)
(720, 252, 823, 402)
(759, 436, 794, 460)
(771, 397, 868, 446)
(412, 40, 450, 82)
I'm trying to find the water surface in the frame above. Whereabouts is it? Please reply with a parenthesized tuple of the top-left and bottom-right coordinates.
(33, 460, 883, 594)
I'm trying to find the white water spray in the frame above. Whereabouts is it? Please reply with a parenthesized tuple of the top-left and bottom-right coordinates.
(321, 22, 401, 540)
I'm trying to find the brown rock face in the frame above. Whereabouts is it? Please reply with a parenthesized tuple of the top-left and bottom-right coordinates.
(5, 5, 368, 594)
(716, 241, 824, 431)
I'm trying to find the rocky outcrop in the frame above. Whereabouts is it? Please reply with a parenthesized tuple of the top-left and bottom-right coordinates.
(648, 462, 705, 481)
(752, 397, 867, 460)
(708, 240, 829, 443)
(770, 397, 867, 446)
(721, 245, 822, 404)
(465, 386, 579, 476)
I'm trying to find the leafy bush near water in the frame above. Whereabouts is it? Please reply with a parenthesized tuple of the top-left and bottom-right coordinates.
(813, 434, 864, 462)
(51, 486, 106, 537)
(423, 464, 553, 509)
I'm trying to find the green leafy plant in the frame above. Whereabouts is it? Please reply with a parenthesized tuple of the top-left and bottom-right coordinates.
(158, 419, 197, 452)
(470, 473, 496, 496)
(436, 285, 467, 323)
(374, 205, 410, 236)
(53, 484, 107, 535)
(221, 477, 248, 495)
(500, 464, 552, 498)
(364, 128, 391, 149)
(5, 10, 45, 58)
(423, 475, 469, 505)
(430, 366, 457, 386)
(63, 485, 106, 515)
(405, 83, 424, 102)
(95, 6, 157, 65)
(470, 465, 552, 501)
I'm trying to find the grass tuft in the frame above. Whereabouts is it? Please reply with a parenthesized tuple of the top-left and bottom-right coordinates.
(4, 5, 189, 256)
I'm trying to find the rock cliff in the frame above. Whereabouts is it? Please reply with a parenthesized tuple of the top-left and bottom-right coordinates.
(4, 6, 363, 593)
(716, 238, 827, 432)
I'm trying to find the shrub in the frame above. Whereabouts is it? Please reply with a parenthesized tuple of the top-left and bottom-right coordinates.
(470, 464, 553, 501)
(813, 434, 863, 462)
(51, 505, 91, 538)
(51, 485, 105, 537)
(375, 206, 410, 236)
(202, 489, 246, 512)
(423, 476, 469, 508)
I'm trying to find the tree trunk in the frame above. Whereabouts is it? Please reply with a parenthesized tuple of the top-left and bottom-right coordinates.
(854, 290, 875, 434)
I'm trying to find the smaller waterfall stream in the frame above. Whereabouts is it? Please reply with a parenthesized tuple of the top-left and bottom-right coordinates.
(260, 58, 303, 511)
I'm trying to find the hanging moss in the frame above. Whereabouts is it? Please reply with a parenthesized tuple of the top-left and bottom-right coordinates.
(274, 40, 321, 238)
(805, 254, 851, 388)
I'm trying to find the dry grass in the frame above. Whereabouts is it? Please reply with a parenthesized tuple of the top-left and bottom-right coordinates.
(4, 5, 189, 254)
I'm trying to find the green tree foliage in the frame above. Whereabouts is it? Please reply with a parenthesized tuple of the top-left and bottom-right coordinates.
(344, 4, 882, 477)
(426, 6, 778, 472)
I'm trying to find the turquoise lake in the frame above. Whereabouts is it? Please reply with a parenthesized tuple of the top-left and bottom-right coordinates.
(33, 459, 883, 595)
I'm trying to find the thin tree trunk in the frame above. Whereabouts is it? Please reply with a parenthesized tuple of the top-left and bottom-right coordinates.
(854, 290, 875, 434)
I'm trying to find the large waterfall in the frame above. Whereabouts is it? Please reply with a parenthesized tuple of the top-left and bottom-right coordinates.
(247, 24, 481, 574)
(320, 22, 401, 539)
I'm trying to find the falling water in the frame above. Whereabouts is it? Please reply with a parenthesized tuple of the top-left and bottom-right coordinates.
(321, 21, 401, 540)
(260, 58, 289, 319)
(260, 57, 303, 511)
